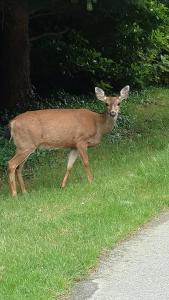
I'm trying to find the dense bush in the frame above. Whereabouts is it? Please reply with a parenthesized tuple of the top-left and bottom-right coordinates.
(31, 0, 169, 94)
(31, 31, 116, 95)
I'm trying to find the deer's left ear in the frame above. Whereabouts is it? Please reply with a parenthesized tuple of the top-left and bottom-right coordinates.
(119, 85, 130, 101)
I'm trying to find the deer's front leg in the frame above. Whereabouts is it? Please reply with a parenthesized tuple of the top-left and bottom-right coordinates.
(77, 144, 93, 183)
(61, 149, 78, 188)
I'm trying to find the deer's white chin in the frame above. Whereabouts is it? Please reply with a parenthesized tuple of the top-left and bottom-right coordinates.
(108, 112, 117, 118)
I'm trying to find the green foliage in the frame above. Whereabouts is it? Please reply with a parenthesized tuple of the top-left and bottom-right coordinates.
(30, 0, 169, 93)
(31, 31, 116, 94)
(1, 0, 169, 111)
(98, 0, 169, 88)
(0, 126, 14, 173)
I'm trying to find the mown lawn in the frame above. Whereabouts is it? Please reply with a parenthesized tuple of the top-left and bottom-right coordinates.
(0, 88, 169, 299)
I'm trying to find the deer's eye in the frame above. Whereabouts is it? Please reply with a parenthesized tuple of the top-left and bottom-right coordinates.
(117, 103, 120, 106)
(105, 103, 109, 106)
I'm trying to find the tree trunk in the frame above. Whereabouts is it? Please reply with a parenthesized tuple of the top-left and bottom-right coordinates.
(0, 0, 31, 110)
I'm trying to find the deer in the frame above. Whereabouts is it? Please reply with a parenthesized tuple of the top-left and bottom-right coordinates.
(8, 85, 130, 196)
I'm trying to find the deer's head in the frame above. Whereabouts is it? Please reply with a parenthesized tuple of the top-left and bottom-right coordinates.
(95, 85, 130, 118)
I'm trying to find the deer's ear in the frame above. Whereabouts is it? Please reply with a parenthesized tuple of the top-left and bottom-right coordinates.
(95, 87, 107, 102)
(120, 85, 130, 101)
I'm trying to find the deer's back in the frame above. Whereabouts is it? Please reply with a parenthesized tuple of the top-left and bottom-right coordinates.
(10, 108, 100, 150)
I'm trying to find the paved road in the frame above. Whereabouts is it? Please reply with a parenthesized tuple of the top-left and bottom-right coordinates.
(70, 211, 169, 300)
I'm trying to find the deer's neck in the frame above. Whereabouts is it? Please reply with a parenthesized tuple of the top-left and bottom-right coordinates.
(98, 112, 117, 135)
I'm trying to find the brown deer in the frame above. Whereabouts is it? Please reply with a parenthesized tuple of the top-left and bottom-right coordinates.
(8, 85, 130, 196)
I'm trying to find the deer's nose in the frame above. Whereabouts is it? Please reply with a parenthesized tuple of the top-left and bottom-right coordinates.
(110, 111, 117, 117)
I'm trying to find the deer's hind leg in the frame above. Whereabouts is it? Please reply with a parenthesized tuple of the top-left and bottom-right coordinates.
(8, 149, 34, 197)
(16, 149, 33, 194)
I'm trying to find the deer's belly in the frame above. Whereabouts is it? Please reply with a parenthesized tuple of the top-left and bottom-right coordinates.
(39, 136, 76, 149)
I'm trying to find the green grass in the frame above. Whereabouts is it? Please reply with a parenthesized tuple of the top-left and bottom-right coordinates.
(0, 87, 169, 299)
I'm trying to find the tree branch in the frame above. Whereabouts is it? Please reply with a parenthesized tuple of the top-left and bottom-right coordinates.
(30, 28, 69, 42)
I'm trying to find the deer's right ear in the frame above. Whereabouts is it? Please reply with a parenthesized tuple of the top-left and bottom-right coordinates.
(95, 87, 107, 102)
